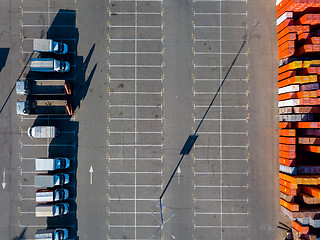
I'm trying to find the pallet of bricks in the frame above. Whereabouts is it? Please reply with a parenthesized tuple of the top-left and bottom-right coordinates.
(277, 0, 320, 239)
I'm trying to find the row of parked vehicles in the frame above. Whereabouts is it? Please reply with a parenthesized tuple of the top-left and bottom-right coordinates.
(17, 39, 73, 240)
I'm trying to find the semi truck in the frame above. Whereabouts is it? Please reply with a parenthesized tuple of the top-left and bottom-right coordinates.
(17, 100, 73, 115)
(35, 203, 69, 217)
(33, 39, 68, 54)
(34, 174, 70, 188)
(16, 79, 71, 95)
(30, 58, 70, 72)
(35, 228, 68, 240)
(27, 126, 58, 138)
(35, 158, 70, 171)
(36, 189, 69, 203)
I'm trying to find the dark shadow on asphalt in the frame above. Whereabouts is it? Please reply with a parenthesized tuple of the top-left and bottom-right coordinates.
(0, 48, 9, 72)
(12, 227, 27, 240)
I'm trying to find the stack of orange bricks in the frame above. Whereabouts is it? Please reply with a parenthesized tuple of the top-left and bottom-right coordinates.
(277, 0, 320, 239)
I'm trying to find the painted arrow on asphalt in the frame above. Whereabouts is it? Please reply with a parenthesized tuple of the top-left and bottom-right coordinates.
(2, 169, 6, 189)
(89, 166, 94, 185)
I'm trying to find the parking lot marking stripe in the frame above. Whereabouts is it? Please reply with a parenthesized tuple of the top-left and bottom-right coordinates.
(194, 118, 247, 121)
(194, 212, 248, 215)
(109, 104, 161, 107)
(109, 171, 162, 174)
(194, 78, 247, 81)
(109, 184, 162, 187)
(109, 91, 162, 94)
(109, 225, 159, 228)
(194, 52, 247, 55)
(109, 144, 162, 147)
(109, 118, 161, 121)
(20, 197, 35, 200)
(195, 38, 244, 42)
(110, 38, 162, 41)
(194, 171, 248, 175)
(194, 105, 247, 108)
(194, 185, 248, 188)
(21, 144, 76, 147)
(195, 158, 248, 161)
(109, 64, 162, 68)
(110, 0, 162, 2)
(194, 65, 247, 68)
(110, 51, 162, 54)
(110, 131, 162, 134)
(109, 198, 158, 201)
(194, 225, 248, 228)
(110, 12, 162, 15)
(22, 24, 76, 28)
(109, 78, 162, 81)
(194, 198, 248, 202)
(194, 91, 247, 95)
(194, 144, 248, 148)
(110, 157, 162, 161)
(195, 0, 246, 2)
(22, 11, 76, 14)
(20, 211, 35, 214)
(110, 211, 161, 214)
(20, 225, 74, 228)
(194, 25, 246, 29)
(194, 12, 246, 15)
(110, 25, 161, 28)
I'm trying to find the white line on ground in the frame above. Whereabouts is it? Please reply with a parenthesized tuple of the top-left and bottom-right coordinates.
(109, 184, 162, 187)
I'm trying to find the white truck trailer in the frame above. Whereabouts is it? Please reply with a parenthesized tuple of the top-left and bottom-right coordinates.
(33, 39, 68, 54)
(35, 228, 69, 240)
(36, 189, 69, 203)
(35, 158, 70, 171)
(27, 126, 58, 138)
(34, 174, 70, 188)
(35, 203, 69, 217)
(35, 228, 68, 240)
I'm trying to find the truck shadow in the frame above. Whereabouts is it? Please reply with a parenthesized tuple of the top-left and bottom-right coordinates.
(0, 48, 9, 72)
(12, 227, 27, 240)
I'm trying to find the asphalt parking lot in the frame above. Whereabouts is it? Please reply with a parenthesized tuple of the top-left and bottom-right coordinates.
(0, 0, 280, 239)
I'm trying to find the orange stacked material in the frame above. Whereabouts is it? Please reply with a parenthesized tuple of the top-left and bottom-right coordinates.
(277, 2, 320, 236)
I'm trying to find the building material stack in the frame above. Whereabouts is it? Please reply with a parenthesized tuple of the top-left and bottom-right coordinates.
(277, 0, 320, 238)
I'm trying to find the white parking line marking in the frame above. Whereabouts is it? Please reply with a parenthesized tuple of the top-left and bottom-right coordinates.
(194, 184, 248, 188)
(109, 171, 162, 174)
(109, 51, 162, 54)
(194, 144, 248, 148)
(194, 65, 247, 68)
(195, 158, 248, 161)
(110, 38, 162, 41)
(109, 91, 161, 95)
(194, 198, 248, 202)
(109, 225, 159, 228)
(109, 157, 162, 161)
(109, 198, 158, 201)
(194, 104, 247, 108)
(194, 118, 248, 121)
(22, 24, 75, 28)
(194, 171, 248, 175)
(197, 131, 248, 135)
(109, 184, 162, 188)
(109, 131, 162, 134)
(194, 225, 248, 229)
(22, 11, 76, 14)
(110, 12, 162, 15)
(109, 118, 161, 121)
(194, 12, 247, 16)
(109, 78, 162, 81)
(195, 38, 245, 42)
(194, 91, 247, 95)
(110, 25, 161, 28)
(109, 104, 161, 108)
(21, 144, 76, 147)
(109, 211, 161, 214)
(194, 78, 247, 82)
(194, 25, 246, 29)
(20, 197, 35, 200)
(194, 212, 248, 215)
(109, 64, 162, 68)
(109, 144, 162, 147)
(194, 51, 247, 55)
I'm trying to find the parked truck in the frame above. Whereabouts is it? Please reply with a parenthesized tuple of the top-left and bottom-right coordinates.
(30, 58, 70, 72)
(16, 79, 71, 95)
(34, 174, 69, 188)
(33, 39, 68, 54)
(17, 100, 73, 115)
(35, 158, 70, 171)
(35, 228, 68, 240)
(35, 203, 69, 217)
(36, 189, 69, 203)
(27, 126, 58, 138)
